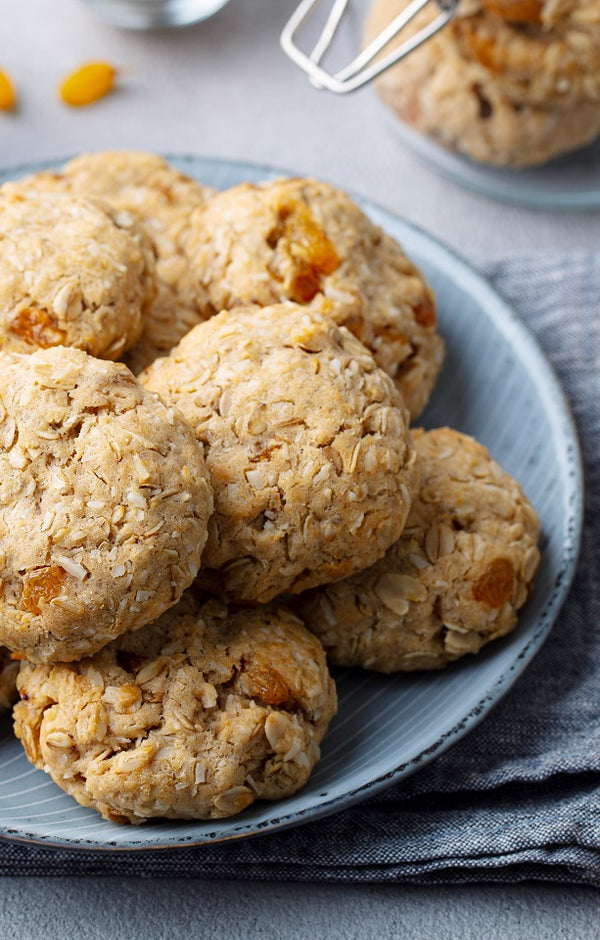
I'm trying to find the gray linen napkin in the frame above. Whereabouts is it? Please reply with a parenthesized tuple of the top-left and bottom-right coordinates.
(1, 253, 598, 884)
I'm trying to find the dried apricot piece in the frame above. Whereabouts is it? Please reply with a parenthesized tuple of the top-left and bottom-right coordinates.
(59, 62, 116, 108)
(482, 0, 543, 23)
(242, 662, 291, 706)
(472, 557, 515, 608)
(0, 69, 16, 112)
(22, 566, 68, 616)
(414, 296, 436, 329)
(10, 308, 67, 348)
(462, 29, 502, 72)
(270, 199, 340, 303)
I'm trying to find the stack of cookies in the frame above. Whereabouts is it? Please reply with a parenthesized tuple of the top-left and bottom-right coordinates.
(365, 0, 600, 168)
(0, 152, 540, 824)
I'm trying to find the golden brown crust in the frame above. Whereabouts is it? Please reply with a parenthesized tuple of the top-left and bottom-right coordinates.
(61, 151, 216, 373)
(366, 0, 600, 167)
(186, 178, 443, 418)
(292, 428, 540, 671)
(0, 346, 213, 663)
(6, 152, 216, 373)
(14, 594, 337, 823)
(140, 303, 419, 604)
(0, 189, 156, 360)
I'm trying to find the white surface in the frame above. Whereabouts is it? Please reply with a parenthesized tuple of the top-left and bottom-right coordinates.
(1, 0, 599, 265)
(0, 0, 598, 926)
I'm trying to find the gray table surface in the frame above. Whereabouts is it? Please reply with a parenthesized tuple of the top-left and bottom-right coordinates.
(1, 0, 599, 934)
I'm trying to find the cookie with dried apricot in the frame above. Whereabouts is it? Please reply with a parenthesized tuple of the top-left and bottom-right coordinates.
(140, 303, 418, 603)
(0, 189, 156, 359)
(61, 151, 216, 372)
(365, 0, 600, 167)
(14, 594, 336, 823)
(6, 152, 216, 373)
(0, 346, 213, 663)
(293, 427, 540, 671)
(186, 177, 443, 418)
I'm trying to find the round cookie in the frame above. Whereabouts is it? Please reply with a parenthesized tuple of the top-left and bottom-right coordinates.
(293, 427, 540, 671)
(0, 189, 156, 360)
(7, 152, 216, 373)
(365, 0, 600, 168)
(0, 647, 18, 711)
(62, 151, 217, 373)
(140, 304, 419, 604)
(0, 346, 213, 663)
(186, 177, 443, 419)
(62, 151, 215, 241)
(14, 594, 337, 823)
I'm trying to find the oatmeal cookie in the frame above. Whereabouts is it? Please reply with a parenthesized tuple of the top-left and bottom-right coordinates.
(365, 0, 600, 167)
(7, 152, 216, 373)
(0, 189, 156, 359)
(186, 177, 443, 418)
(0, 647, 18, 711)
(140, 304, 418, 604)
(293, 427, 540, 671)
(62, 151, 216, 373)
(14, 594, 337, 823)
(0, 346, 213, 663)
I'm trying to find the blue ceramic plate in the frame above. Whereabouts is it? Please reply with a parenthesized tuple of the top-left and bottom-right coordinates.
(0, 156, 583, 851)
(377, 98, 600, 210)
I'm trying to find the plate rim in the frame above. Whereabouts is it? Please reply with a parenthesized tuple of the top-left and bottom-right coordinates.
(0, 154, 585, 853)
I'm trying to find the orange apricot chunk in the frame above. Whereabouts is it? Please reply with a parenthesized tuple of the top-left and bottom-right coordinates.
(482, 0, 543, 23)
(0, 69, 16, 111)
(59, 62, 116, 107)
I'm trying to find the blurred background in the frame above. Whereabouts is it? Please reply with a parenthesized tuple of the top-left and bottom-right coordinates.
(3, 0, 600, 260)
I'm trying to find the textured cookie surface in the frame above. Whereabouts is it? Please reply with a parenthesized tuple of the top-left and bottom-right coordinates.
(293, 427, 540, 671)
(0, 189, 156, 359)
(14, 594, 337, 824)
(141, 304, 418, 603)
(0, 648, 18, 711)
(62, 151, 216, 373)
(7, 152, 215, 373)
(366, 0, 600, 168)
(187, 177, 443, 418)
(0, 347, 213, 663)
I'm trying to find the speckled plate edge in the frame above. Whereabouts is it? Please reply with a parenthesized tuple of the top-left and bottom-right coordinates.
(0, 154, 584, 852)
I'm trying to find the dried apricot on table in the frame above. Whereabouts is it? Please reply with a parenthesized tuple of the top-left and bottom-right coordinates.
(21, 566, 68, 617)
(0, 69, 16, 111)
(59, 62, 116, 107)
